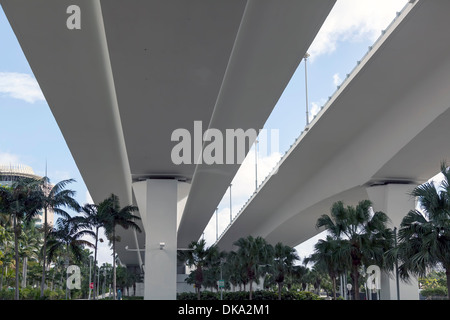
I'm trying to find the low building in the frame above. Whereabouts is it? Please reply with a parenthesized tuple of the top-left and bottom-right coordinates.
(0, 164, 54, 226)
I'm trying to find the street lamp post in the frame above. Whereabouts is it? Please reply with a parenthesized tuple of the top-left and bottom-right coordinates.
(304, 52, 310, 126)
(97, 265, 100, 298)
(220, 258, 225, 300)
(107, 267, 112, 298)
(88, 256, 92, 300)
(102, 267, 105, 297)
(229, 184, 232, 223)
(395, 227, 400, 300)
(255, 139, 258, 191)
(347, 283, 352, 300)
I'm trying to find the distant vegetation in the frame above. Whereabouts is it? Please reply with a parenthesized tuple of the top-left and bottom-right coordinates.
(0, 176, 141, 300)
(178, 163, 450, 300)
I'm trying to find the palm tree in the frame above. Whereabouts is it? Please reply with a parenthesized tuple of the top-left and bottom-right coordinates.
(46, 246, 66, 291)
(99, 194, 141, 300)
(79, 203, 108, 299)
(38, 177, 80, 298)
(0, 209, 13, 290)
(224, 250, 246, 291)
(386, 162, 450, 299)
(289, 264, 309, 291)
(115, 265, 143, 297)
(233, 235, 273, 300)
(306, 265, 326, 295)
(19, 219, 42, 288)
(46, 215, 94, 299)
(202, 245, 226, 292)
(177, 239, 220, 300)
(0, 223, 13, 291)
(316, 200, 394, 300)
(0, 178, 42, 299)
(99, 262, 113, 298)
(305, 236, 349, 299)
(271, 242, 299, 300)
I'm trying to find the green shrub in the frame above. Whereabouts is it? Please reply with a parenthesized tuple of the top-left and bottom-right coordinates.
(44, 288, 63, 300)
(177, 290, 322, 300)
(123, 296, 143, 300)
(177, 292, 198, 300)
(421, 287, 448, 299)
(0, 287, 66, 300)
(70, 290, 82, 300)
(200, 291, 219, 300)
(20, 287, 40, 300)
(0, 288, 15, 300)
(292, 291, 323, 300)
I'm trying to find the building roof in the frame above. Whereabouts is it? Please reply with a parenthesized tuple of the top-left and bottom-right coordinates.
(0, 164, 41, 180)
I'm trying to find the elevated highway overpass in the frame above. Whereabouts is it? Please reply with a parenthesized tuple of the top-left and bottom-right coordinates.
(1, 0, 336, 299)
(216, 0, 450, 299)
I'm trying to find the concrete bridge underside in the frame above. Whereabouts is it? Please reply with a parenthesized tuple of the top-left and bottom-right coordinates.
(1, 0, 336, 299)
(217, 0, 450, 300)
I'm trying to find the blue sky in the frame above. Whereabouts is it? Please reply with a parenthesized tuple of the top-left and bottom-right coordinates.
(0, 0, 409, 265)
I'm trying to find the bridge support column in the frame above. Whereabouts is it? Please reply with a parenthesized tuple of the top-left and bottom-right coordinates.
(366, 183, 419, 300)
(133, 179, 178, 300)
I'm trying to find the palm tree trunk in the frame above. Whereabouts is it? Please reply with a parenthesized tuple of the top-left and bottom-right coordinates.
(249, 278, 253, 300)
(278, 283, 282, 300)
(60, 270, 63, 291)
(51, 270, 55, 291)
(332, 276, 337, 300)
(1, 264, 4, 290)
(13, 214, 20, 300)
(113, 227, 116, 300)
(22, 256, 27, 288)
(195, 266, 202, 300)
(352, 268, 359, 300)
(93, 226, 99, 300)
(446, 266, 450, 300)
(40, 207, 48, 298)
(65, 245, 70, 300)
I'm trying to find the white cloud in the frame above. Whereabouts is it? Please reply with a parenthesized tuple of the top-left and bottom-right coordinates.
(0, 152, 21, 165)
(309, 97, 328, 123)
(309, 102, 321, 122)
(0, 72, 45, 103)
(333, 73, 342, 87)
(308, 0, 408, 61)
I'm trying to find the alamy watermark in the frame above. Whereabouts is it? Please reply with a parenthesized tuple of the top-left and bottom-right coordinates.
(171, 121, 279, 166)
(66, 5, 81, 30)
(66, 265, 81, 290)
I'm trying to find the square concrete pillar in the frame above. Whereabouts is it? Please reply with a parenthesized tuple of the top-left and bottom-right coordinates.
(133, 179, 178, 300)
(366, 183, 419, 300)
